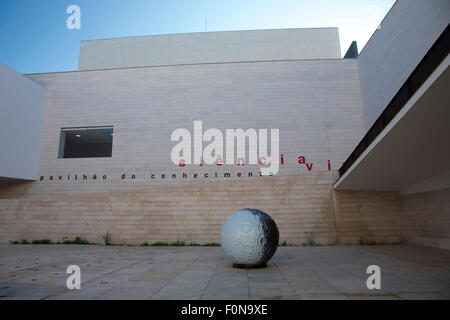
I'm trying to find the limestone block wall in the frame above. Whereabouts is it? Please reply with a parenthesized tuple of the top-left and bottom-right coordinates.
(400, 188, 450, 250)
(0, 172, 404, 245)
(0, 56, 409, 246)
(333, 190, 403, 245)
(24, 58, 365, 195)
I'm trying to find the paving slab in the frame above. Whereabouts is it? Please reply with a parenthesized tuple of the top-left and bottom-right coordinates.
(0, 245, 449, 300)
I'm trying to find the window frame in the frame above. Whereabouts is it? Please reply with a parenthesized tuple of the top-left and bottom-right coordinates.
(58, 126, 114, 159)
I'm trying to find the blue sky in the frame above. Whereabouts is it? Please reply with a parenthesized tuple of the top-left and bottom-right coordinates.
(0, 0, 396, 74)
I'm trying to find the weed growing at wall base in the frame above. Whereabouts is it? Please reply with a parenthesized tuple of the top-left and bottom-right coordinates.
(9, 237, 92, 245)
(9, 239, 221, 247)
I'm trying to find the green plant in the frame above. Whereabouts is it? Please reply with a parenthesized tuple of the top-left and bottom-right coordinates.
(31, 239, 53, 244)
(280, 241, 295, 247)
(151, 242, 169, 246)
(150, 241, 218, 246)
(103, 231, 111, 245)
(169, 241, 185, 246)
(10, 238, 219, 247)
(359, 238, 377, 246)
(302, 232, 316, 246)
(202, 243, 220, 247)
(63, 237, 90, 245)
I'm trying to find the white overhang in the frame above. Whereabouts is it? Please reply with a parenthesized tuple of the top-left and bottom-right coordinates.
(334, 55, 450, 191)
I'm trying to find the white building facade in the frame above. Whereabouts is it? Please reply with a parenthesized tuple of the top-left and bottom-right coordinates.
(0, 0, 449, 248)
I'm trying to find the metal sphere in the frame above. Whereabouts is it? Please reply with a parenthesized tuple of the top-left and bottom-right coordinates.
(221, 208, 279, 268)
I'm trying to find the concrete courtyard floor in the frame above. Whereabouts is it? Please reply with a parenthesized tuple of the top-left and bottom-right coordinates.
(0, 244, 449, 300)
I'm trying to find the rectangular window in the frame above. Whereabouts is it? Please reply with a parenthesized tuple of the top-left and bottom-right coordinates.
(58, 126, 113, 158)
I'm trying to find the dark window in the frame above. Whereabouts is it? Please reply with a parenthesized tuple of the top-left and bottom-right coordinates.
(58, 126, 113, 158)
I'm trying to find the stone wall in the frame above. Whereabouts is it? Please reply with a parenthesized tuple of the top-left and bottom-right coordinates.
(401, 188, 450, 250)
(333, 190, 403, 245)
(24, 58, 364, 195)
(0, 172, 404, 245)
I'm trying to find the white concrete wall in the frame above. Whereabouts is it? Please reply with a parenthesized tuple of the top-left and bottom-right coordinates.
(0, 62, 46, 180)
(22, 58, 364, 194)
(357, 0, 450, 130)
(78, 28, 342, 71)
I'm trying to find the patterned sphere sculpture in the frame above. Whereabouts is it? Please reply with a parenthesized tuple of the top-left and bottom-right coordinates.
(221, 208, 279, 268)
